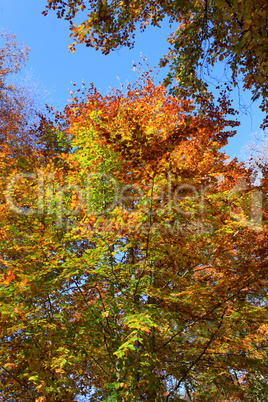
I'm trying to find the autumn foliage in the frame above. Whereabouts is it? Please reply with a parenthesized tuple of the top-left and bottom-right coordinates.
(1, 43, 268, 401)
(43, 0, 268, 128)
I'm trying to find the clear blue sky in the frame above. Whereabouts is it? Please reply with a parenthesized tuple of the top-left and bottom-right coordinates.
(1, 0, 265, 160)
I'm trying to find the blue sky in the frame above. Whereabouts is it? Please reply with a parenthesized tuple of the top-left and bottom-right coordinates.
(1, 0, 265, 160)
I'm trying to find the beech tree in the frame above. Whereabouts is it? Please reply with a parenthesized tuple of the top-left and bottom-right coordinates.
(43, 0, 268, 128)
(1, 67, 268, 400)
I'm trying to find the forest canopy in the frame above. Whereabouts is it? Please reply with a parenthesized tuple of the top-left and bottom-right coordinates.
(1, 3, 268, 401)
(1, 39, 268, 399)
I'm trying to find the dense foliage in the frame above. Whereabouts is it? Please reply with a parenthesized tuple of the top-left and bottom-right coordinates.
(1, 44, 268, 399)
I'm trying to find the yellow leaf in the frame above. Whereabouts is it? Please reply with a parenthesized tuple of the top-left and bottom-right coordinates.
(102, 311, 109, 318)
(142, 327, 151, 333)
(20, 277, 27, 287)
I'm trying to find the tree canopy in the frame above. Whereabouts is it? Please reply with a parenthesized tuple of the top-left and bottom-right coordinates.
(1, 61, 268, 400)
(43, 0, 268, 128)
(1, 9, 268, 400)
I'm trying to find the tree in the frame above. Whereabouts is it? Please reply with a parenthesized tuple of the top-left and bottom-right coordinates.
(43, 0, 268, 128)
(0, 30, 49, 160)
(0, 33, 72, 402)
(1, 68, 268, 400)
(244, 130, 268, 174)
(0, 30, 29, 88)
